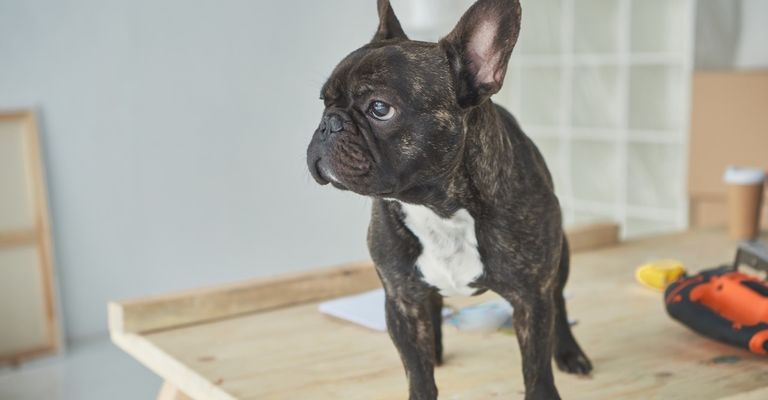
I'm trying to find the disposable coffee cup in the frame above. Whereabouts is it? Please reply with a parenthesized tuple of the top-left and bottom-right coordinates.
(723, 166, 765, 240)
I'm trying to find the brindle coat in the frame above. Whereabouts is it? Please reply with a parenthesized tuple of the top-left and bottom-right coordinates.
(306, 1, 592, 399)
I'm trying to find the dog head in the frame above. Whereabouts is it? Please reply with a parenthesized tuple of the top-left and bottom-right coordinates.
(306, 0, 521, 199)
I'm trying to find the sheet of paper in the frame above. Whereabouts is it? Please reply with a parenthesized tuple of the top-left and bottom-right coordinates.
(318, 288, 390, 331)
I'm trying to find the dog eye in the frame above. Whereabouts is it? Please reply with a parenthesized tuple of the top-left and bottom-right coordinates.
(369, 100, 395, 121)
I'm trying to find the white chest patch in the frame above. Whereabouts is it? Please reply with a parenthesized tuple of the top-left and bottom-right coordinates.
(398, 203, 484, 297)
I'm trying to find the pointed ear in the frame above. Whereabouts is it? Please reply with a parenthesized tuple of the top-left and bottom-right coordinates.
(372, 0, 408, 42)
(441, 0, 521, 108)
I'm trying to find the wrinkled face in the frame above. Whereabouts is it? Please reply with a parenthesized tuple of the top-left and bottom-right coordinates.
(306, 0, 521, 198)
(306, 41, 464, 197)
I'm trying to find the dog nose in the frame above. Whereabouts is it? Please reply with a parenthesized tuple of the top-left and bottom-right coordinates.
(326, 113, 344, 133)
(316, 113, 345, 141)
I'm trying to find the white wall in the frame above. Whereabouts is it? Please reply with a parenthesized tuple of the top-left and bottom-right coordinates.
(695, 0, 768, 70)
(735, 0, 768, 69)
(0, 0, 390, 341)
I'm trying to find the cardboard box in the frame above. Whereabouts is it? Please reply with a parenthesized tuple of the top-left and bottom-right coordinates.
(688, 71, 768, 228)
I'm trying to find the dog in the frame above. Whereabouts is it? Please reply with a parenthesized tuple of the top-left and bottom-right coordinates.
(306, 1, 592, 398)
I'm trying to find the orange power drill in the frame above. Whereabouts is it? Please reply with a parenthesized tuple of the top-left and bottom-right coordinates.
(665, 241, 768, 354)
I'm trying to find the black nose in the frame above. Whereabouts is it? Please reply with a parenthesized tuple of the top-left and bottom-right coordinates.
(326, 113, 344, 133)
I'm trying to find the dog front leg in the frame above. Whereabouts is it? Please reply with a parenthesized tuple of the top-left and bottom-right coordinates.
(385, 293, 438, 400)
(428, 291, 444, 365)
(503, 290, 561, 400)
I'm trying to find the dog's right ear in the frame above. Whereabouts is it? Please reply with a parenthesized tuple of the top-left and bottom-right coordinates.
(372, 0, 408, 42)
(441, 0, 521, 108)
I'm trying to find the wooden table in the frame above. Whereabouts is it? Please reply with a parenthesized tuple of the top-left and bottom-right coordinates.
(109, 227, 768, 399)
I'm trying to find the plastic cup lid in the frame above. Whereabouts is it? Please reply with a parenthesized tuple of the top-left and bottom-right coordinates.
(723, 166, 766, 185)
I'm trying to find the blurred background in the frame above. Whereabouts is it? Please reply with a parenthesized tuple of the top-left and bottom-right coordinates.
(0, 0, 766, 399)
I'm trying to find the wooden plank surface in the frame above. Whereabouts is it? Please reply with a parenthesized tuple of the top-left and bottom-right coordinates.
(109, 261, 381, 335)
(111, 229, 768, 399)
(567, 222, 619, 253)
(721, 387, 768, 400)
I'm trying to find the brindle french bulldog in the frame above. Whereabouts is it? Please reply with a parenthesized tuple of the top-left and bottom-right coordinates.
(306, 0, 592, 398)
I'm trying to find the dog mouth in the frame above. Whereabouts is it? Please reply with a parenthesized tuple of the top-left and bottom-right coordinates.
(312, 158, 351, 191)
(331, 181, 350, 191)
(308, 112, 384, 194)
(311, 158, 398, 196)
(311, 159, 330, 185)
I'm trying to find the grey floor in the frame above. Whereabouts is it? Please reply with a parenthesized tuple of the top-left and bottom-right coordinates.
(0, 337, 161, 400)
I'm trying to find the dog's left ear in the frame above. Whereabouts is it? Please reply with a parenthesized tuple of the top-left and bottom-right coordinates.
(441, 0, 521, 108)
(372, 0, 408, 42)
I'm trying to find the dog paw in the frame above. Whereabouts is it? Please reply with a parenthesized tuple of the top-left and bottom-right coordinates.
(555, 350, 592, 375)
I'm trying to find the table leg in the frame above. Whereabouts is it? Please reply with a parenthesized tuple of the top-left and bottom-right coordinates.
(157, 381, 192, 400)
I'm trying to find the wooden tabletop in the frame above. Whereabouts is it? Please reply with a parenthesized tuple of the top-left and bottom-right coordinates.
(110, 228, 768, 399)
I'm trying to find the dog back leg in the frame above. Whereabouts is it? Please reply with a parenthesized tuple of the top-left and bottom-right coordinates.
(553, 235, 593, 375)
